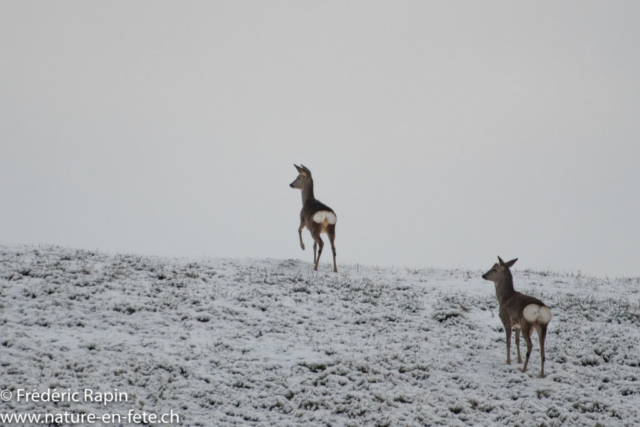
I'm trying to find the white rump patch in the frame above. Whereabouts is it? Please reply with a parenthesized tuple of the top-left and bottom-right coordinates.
(539, 306, 552, 324)
(523, 304, 553, 325)
(523, 305, 540, 323)
(313, 211, 337, 224)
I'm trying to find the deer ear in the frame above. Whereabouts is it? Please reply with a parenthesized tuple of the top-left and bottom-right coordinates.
(497, 256, 505, 267)
(505, 258, 518, 268)
(294, 164, 303, 173)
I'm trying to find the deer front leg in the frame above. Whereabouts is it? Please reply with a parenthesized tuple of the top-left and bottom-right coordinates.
(515, 329, 522, 363)
(504, 324, 512, 365)
(298, 221, 305, 250)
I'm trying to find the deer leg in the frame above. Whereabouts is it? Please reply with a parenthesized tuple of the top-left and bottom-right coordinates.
(537, 324, 547, 378)
(312, 233, 324, 271)
(298, 221, 306, 250)
(504, 324, 512, 365)
(313, 242, 317, 265)
(515, 329, 522, 363)
(327, 228, 337, 273)
(521, 324, 533, 374)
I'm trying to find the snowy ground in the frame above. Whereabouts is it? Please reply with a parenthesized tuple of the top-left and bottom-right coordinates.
(1, 245, 639, 426)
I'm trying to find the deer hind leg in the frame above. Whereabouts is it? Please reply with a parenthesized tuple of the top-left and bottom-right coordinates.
(515, 328, 522, 363)
(327, 226, 337, 273)
(313, 242, 317, 265)
(536, 324, 547, 378)
(312, 231, 324, 271)
(298, 220, 306, 250)
(521, 323, 534, 374)
(504, 323, 512, 365)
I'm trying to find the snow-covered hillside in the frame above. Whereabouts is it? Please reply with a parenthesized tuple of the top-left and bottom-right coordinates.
(1, 246, 639, 426)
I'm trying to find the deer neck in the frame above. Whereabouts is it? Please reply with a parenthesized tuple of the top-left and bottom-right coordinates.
(301, 181, 315, 205)
(494, 272, 516, 304)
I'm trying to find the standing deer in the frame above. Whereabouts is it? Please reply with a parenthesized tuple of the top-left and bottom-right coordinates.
(289, 164, 338, 272)
(482, 256, 552, 378)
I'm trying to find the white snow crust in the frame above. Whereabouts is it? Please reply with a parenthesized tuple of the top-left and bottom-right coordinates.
(1, 246, 639, 426)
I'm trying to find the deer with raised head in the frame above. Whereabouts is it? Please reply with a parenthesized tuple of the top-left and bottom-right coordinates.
(289, 164, 337, 272)
(482, 256, 552, 378)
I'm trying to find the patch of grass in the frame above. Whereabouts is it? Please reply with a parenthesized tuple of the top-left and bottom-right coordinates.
(393, 395, 412, 404)
(449, 405, 464, 414)
(572, 401, 607, 414)
(536, 389, 551, 399)
(580, 356, 600, 367)
(299, 362, 328, 372)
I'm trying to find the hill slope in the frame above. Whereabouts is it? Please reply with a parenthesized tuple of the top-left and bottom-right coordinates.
(1, 246, 639, 426)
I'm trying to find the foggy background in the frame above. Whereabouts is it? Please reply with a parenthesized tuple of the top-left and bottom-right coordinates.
(2, 2, 639, 277)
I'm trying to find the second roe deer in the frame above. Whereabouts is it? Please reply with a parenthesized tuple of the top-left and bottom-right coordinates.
(289, 164, 338, 272)
(482, 256, 552, 378)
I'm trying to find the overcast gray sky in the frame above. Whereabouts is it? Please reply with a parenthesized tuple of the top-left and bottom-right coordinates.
(2, 1, 639, 277)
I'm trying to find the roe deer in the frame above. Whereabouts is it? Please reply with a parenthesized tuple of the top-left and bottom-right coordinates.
(289, 164, 337, 272)
(482, 256, 552, 378)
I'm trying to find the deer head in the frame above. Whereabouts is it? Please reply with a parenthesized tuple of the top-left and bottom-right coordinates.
(482, 256, 518, 281)
(289, 164, 313, 190)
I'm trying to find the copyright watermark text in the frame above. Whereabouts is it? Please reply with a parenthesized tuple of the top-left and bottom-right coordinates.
(1, 388, 179, 424)
(0, 410, 180, 425)
(2, 388, 127, 405)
